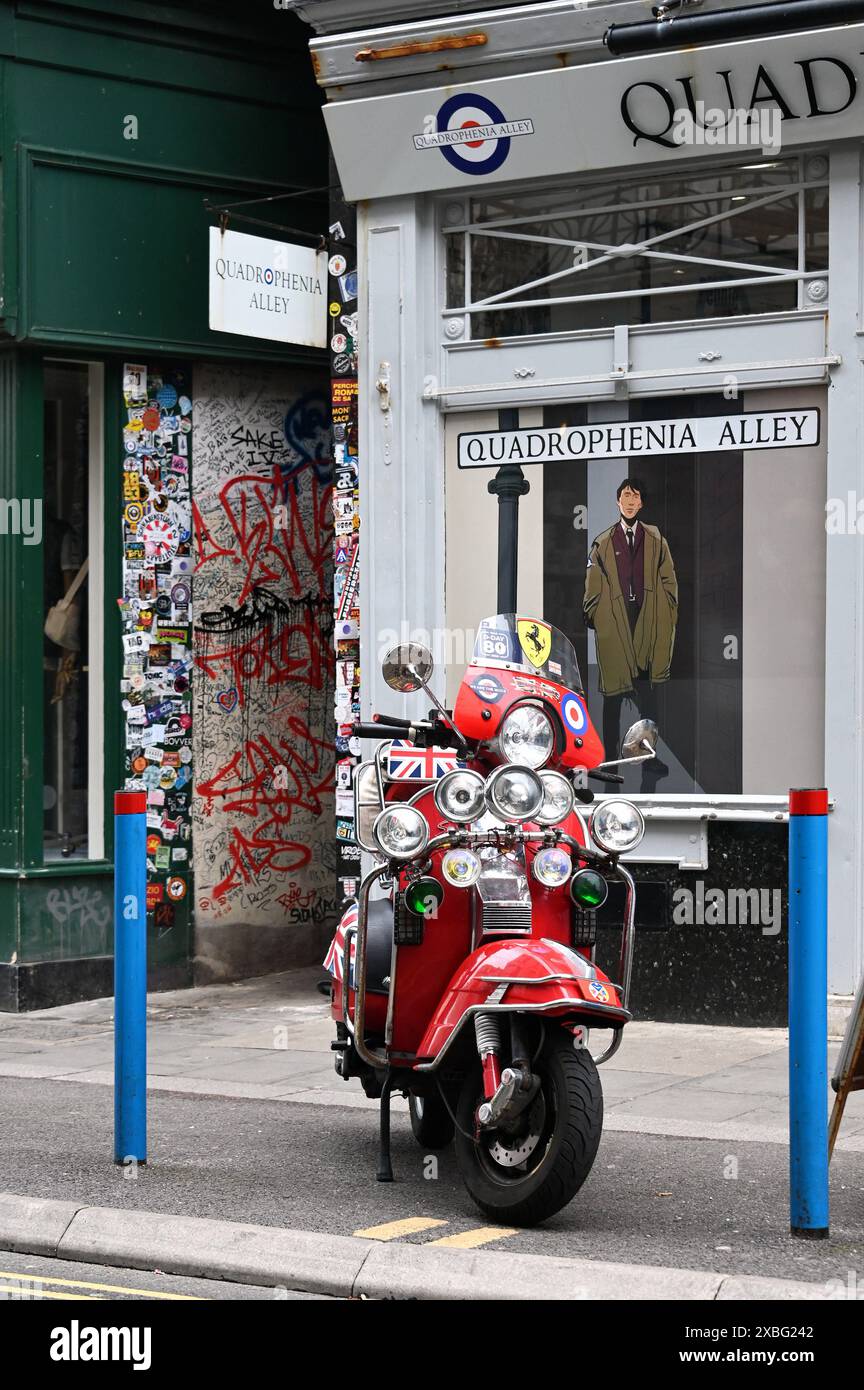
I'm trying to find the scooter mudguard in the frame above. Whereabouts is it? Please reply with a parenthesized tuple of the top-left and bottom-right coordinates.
(415, 936, 629, 1063)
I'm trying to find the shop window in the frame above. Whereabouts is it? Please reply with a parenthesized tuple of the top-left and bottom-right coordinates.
(445, 388, 826, 799)
(42, 362, 104, 860)
(444, 155, 828, 340)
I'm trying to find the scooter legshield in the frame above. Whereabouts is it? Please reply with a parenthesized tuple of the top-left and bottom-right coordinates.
(414, 936, 629, 1063)
(324, 900, 388, 1031)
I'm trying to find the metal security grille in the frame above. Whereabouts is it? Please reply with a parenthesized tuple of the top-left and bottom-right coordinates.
(443, 154, 829, 342)
(481, 901, 533, 934)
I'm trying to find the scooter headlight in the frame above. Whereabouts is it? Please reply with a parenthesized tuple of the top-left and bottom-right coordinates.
(441, 848, 482, 888)
(499, 705, 555, 768)
(536, 770, 575, 826)
(485, 765, 544, 824)
(590, 799, 645, 854)
(532, 845, 572, 889)
(372, 805, 429, 861)
(434, 768, 486, 824)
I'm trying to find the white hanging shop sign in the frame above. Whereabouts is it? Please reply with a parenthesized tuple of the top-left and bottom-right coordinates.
(209, 228, 326, 347)
(325, 22, 864, 200)
(457, 409, 821, 469)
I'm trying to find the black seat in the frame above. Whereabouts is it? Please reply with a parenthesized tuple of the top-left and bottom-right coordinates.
(365, 898, 394, 996)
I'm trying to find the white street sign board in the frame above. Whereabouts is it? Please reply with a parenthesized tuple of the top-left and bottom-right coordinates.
(457, 410, 821, 468)
(209, 228, 326, 347)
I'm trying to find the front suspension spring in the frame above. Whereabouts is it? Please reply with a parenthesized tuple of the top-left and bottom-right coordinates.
(474, 1012, 501, 1057)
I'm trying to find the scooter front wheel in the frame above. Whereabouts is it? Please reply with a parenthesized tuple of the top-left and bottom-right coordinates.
(454, 1028, 602, 1226)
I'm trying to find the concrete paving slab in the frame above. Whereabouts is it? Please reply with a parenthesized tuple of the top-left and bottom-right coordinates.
(604, 1113, 788, 1145)
(601, 1070, 683, 1104)
(604, 1023, 786, 1077)
(146, 1054, 253, 1078)
(0, 1021, 112, 1043)
(208, 1025, 335, 1051)
(356, 1241, 727, 1300)
(175, 1050, 334, 1083)
(0, 1058, 111, 1080)
(160, 1073, 339, 1101)
(271, 1085, 409, 1111)
(0, 1038, 56, 1056)
(683, 1066, 796, 1096)
(57, 1203, 374, 1296)
(717, 1274, 834, 1300)
(0, 1192, 84, 1257)
(608, 1088, 761, 1123)
(146, 1046, 274, 1070)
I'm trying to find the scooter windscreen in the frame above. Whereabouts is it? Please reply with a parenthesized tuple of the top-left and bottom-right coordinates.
(453, 614, 605, 771)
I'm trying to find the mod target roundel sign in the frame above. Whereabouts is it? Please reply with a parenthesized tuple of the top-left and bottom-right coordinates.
(417, 93, 535, 178)
(561, 692, 588, 736)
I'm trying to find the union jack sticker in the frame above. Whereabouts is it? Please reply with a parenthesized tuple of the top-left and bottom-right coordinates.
(324, 902, 359, 986)
(385, 739, 466, 782)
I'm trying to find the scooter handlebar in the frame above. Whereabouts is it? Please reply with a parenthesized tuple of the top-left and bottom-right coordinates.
(354, 716, 465, 749)
(354, 721, 412, 740)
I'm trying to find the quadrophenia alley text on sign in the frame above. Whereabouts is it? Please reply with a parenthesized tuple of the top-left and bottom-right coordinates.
(209, 228, 325, 348)
(457, 410, 821, 469)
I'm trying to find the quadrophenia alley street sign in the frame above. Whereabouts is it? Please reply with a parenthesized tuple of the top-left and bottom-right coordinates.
(209, 228, 326, 348)
(457, 409, 821, 469)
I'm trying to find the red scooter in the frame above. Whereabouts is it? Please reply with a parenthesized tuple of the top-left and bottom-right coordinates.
(325, 613, 657, 1225)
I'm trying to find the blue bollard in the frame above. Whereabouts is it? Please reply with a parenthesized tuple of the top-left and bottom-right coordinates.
(114, 791, 148, 1165)
(788, 787, 829, 1237)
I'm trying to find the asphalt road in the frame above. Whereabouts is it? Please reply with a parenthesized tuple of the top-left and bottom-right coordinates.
(1, 1077, 862, 1288)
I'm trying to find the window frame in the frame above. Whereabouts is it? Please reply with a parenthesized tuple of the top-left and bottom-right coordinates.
(433, 154, 834, 414)
(19, 353, 122, 874)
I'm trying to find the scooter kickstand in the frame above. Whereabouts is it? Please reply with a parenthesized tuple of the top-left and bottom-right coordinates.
(376, 1077, 394, 1183)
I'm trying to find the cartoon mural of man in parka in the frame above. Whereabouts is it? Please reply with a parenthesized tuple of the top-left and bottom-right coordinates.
(583, 477, 677, 788)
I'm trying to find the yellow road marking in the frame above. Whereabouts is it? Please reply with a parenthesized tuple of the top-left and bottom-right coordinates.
(428, 1226, 519, 1249)
(0, 1283, 100, 1300)
(353, 1217, 448, 1241)
(0, 1270, 201, 1300)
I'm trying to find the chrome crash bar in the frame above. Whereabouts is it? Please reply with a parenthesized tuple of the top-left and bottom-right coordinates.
(344, 831, 637, 1072)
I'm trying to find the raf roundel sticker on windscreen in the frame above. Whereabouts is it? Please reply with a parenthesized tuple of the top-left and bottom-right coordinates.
(416, 93, 535, 177)
(561, 693, 587, 735)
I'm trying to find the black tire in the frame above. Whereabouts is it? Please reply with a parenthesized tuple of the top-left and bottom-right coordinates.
(454, 1029, 602, 1226)
(409, 1090, 456, 1149)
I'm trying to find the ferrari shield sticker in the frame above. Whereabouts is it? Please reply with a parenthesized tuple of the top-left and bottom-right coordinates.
(517, 619, 552, 669)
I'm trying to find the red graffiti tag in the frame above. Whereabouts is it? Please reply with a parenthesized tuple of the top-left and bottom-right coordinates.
(197, 720, 334, 902)
(194, 599, 333, 707)
(193, 464, 331, 604)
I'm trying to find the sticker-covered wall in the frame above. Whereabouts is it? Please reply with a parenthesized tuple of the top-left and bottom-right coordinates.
(328, 198, 363, 905)
(191, 362, 337, 981)
(120, 363, 195, 983)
